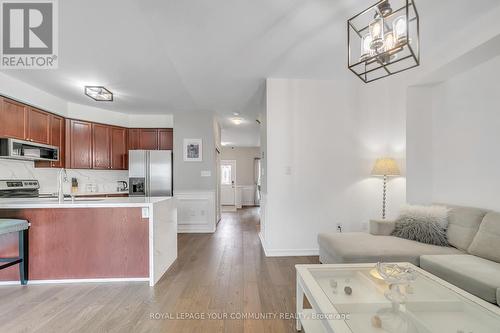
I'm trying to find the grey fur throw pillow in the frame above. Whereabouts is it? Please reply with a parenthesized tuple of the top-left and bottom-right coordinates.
(391, 205, 450, 246)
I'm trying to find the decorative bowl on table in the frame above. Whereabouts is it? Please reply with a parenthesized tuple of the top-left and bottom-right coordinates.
(371, 263, 418, 333)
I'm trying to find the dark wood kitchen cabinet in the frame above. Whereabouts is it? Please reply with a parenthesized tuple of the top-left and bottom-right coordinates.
(139, 129, 158, 150)
(111, 127, 127, 170)
(0, 97, 26, 140)
(127, 128, 173, 151)
(127, 128, 140, 150)
(26, 107, 50, 144)
(92, 123, 111, 169)
(66, 119, 93, 169)
(35, 114, 65, 168)
(158, 128, 173, 150)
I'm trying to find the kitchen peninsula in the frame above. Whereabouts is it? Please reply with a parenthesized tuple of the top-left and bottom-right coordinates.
(0, 196, 176, 286)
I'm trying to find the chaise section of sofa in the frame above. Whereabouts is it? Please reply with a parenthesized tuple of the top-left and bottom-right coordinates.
(318, 232, 462, 266)
(420, 254, 500, 305)
(318, 204, 500, 305)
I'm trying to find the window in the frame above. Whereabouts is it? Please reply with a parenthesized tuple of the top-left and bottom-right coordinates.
(221, 164, 232, 185)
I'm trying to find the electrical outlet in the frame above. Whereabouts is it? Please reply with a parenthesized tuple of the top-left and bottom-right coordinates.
(336, 223, 343, 233)
(361, 222, 368, 231)
(141, 208, 149, 218)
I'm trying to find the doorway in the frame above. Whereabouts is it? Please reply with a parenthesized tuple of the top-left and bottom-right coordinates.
(221, 159, 236, 210)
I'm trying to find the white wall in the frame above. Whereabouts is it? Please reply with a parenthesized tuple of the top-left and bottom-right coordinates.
(67, 102, 173, 128)
(172, 111, 217, 192)
(263, 78, 406, 255)
(407, 55, 500, 210)
(221, 147, 260, 186)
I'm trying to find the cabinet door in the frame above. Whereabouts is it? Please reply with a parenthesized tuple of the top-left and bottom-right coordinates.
(35, 114, 65, 168)
(26, 108, 50, 144)
(111, 127, 127, 170)
(0, 98, 26, 140)
(50, 115, 65, 168)
(68, 119, 92, 169)
(158, 129, 173, 150)
(128, 128, 140, 150)
(92, 124, 111, 169)
(139, 129, 158, 150)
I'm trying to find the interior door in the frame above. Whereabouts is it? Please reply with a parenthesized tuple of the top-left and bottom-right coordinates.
(220, 160, 236, 206)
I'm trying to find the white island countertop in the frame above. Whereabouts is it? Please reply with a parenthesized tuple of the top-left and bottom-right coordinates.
(0, 196, 173, 209)
(0, 195, 177, 286)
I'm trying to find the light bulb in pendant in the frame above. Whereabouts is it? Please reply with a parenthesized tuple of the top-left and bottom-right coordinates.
(360, 34, 373, 61)
(384, 32, 395, 52)
(393, 16, 407, 44)
(369, 17, 384, 50)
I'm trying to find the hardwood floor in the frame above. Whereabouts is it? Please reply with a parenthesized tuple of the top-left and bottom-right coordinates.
(0, 207, 319, 333)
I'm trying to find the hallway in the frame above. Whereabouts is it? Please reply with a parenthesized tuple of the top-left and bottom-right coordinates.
(0, 208, 318, 333)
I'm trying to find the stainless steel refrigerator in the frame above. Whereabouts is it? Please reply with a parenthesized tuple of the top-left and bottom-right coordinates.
(128, 150, 173, 197)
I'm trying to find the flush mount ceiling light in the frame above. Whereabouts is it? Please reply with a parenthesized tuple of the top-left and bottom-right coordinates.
(84, 86, 113, 101)
(231, 117, 243, 125)
(347, 0, 420, 83)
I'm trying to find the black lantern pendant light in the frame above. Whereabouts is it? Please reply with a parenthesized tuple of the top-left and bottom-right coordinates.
(347, 0, 420, 83)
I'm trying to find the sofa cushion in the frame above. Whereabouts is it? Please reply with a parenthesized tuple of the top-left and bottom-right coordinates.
(443, 204, 489, 251)
(468, 212, 500, 263)
(369, 219, 396, 236)
(420, 254, 500, 304)
(317, 232, 462, 266)
(391, 205, 449, 246)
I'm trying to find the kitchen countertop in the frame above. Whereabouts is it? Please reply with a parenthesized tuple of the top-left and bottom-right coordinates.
(0, 196, 173, 209)
(39, 191, 129, 197)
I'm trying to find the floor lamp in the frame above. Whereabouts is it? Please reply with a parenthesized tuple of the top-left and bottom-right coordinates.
(371, 158, 401, 219)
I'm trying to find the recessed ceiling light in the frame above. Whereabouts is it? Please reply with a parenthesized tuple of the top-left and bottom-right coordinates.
(231, 117, 243, 125)
(85, 86, 113, 101)
(232, 112, 240, 116)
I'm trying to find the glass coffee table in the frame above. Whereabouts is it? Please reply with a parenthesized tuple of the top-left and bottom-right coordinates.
(296, 263, 500, 333)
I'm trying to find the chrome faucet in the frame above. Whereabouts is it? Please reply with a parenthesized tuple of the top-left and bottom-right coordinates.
(57, 168, 68, 203)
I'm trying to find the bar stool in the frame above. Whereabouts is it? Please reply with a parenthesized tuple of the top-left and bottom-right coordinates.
(0, 219, 29, 285)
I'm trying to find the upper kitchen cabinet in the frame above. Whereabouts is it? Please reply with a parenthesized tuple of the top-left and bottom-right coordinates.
(66, 119, 93, 169)
(128, 128, 140, 150)
(49, 115, 65, 168)
(139, 129, 158, 150)
(35, 114, 65, 168)
(158, 129, 173, 150)
(92, 123, 111, 169)
(110, 127, 127, 170)
(26, 107, 50, 144)
(0, 97, 26, 140)
(127, 128, 173, 150)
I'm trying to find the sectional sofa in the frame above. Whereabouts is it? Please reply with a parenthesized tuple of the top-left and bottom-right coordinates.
(318, 204, 500, 305)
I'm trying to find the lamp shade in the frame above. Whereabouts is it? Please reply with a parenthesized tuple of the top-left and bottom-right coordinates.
(371, 158, 400, 176)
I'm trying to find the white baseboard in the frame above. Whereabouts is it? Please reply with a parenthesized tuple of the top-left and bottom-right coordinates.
(258, 232, 318, 257)
(177, 224, 216, 233)
(0, 277, 149, 286)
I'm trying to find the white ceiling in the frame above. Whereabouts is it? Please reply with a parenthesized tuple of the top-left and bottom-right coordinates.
(4, 0, 500, 146)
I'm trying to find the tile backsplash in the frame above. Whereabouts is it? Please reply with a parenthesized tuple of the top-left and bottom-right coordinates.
(0, 159, 128, 194)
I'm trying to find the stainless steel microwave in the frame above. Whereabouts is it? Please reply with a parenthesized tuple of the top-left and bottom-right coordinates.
(0, 138, 59, 162)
